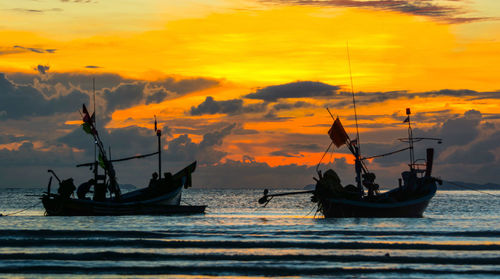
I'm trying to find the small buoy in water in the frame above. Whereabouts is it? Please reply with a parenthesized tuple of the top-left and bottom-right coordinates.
(385, 253, 390, 257)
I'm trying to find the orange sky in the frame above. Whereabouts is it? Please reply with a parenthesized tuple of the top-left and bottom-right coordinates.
(1, 1, 499, 171)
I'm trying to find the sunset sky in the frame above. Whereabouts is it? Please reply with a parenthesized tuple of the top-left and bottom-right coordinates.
(1, 0, 499, 188)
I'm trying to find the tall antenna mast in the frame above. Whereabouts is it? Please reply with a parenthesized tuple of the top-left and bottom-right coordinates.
(406, 108, 415, 171)
(93, 77, 97, 166)
(347, 41, 360, 151)
(93, 77, 96, 126)
(347, 42, 365, 198)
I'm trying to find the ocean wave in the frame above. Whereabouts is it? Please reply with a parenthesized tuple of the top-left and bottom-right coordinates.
(0, 252, 499, 265)
(0, 229, 498, 238)
(0, 264, 498, 276)
(0, 238, 498, 251)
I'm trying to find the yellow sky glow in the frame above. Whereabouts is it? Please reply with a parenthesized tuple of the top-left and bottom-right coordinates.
(1, 4, 499, 168)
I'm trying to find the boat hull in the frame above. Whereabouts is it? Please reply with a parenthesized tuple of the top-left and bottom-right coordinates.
(42, 161, 206, 216)
(42, 196, 206, 216)
(42, 187, 206, 216)
(320, 184, 436, 218)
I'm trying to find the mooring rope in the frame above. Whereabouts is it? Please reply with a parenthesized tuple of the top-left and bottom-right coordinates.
(443, 180, 499, 197)
(0, 201, 42, 216)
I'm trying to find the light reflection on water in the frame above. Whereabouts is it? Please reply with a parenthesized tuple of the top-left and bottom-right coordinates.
(0, 188, 498, 278)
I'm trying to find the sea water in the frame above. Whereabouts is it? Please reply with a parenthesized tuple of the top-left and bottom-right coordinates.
(0, 188, 498, 278)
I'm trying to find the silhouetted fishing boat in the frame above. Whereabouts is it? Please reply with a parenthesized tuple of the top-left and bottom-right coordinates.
(42, 103, 206, 216)
(259, 108, 442, 218)
(259, 45, 442, 218)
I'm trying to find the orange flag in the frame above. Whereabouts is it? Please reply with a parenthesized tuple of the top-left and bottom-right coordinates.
(328, 117, 349, 148)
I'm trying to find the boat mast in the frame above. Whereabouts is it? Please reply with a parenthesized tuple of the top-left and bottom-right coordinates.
(405, 108, 415, 171)
(347, 42, 360, 152)
(347, 42, 364, 198)
(87, 77, 121, 198)
(92, 77, 98, 185)
(155, 115, 162, 177)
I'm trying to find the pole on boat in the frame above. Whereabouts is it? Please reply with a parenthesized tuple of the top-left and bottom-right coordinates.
(347, 41, 360, 153)
(258, 189, 314, 207)
(92, 77, 99, 188)
(155, 115, 162, 178)
(347, 42, 364, 198)
(354, 146, 363, 198)
(405, 108, 414, 171)
(157, 129, 162, 178)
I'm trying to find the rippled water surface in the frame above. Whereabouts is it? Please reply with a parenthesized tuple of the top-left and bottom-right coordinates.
(0, 188, 499, 278)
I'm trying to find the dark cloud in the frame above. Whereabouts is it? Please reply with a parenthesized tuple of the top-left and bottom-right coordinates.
(0, 72, 218, 118)
(0, 73, 89, 120)
(85, 65, 102, 69)
(0, 139, 94, 187)
(243, 102, 269, 114)
(330, 157, 349, 171)
(254, 100, 317, 121)
(190, 96, 243, 115)
(6, 72, 134, 92)
(443, 137, 497, 165)
(58, 124, 162, 157)
(2, 70, 499, 187)
(0, 141, 74, 168)
(13, 45, 57, 54)
(416, 109, 482, 147)
(35, 65, 50, 75)
(163, 124, 236, 164)
(0, 134, 29, 145)
(260, 0, 489, 24)
(11, 8, 63, 13)
(102, 83, 145, 113)
(145, 89, 168, 105)
(286, 143, 322, 152)
(1, 107, 499, 188)
(269, 150, 303, 157)
(245, 81, 340, 102)
(330, 89, 500, 108)
(189, 96, 269, 116)
(272, 101, 314, 111)
(360, 110, 490, 169)
(151, 77, 219, 95)
(5, 73, 219, 99)
(263, 110, 292, 121)
(437, 112, 500, 165)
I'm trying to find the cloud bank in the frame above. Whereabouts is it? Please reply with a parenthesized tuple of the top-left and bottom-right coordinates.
(260, 0, 490, 23)
(245, 81, 340, 102)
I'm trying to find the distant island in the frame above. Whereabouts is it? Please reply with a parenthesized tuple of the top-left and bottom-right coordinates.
(439, 181, 500, 191)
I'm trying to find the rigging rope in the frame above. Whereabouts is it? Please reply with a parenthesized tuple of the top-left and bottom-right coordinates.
(316, 141, 333, 172)
(443, 181, 499, 197)
(361, 147, 410, 161)
(0, 201, 42, 217)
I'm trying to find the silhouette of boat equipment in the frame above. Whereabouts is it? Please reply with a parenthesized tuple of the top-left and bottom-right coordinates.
(42, 104, 206, 216)
(259, 108, 442, 218)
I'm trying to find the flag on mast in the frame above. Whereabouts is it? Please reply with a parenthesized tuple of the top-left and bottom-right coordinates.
(154, 115, 157, 132)
(81, 104, 97, 135)
(328, 117, 349, 148)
